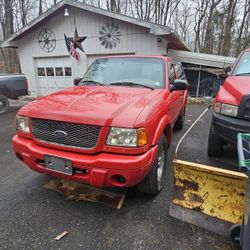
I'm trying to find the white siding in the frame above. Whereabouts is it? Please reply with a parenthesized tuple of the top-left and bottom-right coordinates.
(17, 7, 167, 97)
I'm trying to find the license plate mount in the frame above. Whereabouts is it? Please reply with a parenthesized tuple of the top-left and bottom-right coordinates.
(44, 155, 72, 175)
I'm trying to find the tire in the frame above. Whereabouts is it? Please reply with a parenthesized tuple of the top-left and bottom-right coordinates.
(138, 135, 167, 195)
(207, 123, 223, 157)
(229, 224, 241, 243)
(174, 109, 185, 130)
(0, 95, 10, 114)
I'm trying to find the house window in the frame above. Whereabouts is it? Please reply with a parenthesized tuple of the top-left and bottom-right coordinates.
(65, 67, 72, 76)
(37, 68, 45, 76)
(46, 67, 54, 76)
(55, 67, 63, 76)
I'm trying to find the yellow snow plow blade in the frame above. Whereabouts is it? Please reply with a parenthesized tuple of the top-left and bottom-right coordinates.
(169, 160, 248, 236)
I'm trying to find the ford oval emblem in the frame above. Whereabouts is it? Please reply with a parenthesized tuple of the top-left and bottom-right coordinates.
(53, 130, 68, 138)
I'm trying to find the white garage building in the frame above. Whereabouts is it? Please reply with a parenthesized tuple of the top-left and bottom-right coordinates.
(2, 0, 190, 97)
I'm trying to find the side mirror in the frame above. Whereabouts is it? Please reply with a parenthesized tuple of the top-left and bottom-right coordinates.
(170, 79, 188, 92)
(224, 66, 231, 76)
(73, 78, 82, 86)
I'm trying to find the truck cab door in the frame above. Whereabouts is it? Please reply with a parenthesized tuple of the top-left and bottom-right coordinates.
(173, 62, 186, 105)
(168, 62, 181, 124)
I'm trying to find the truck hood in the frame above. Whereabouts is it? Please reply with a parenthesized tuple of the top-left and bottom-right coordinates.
(19, 86, 161, 127)
(222, 76, 250, 105)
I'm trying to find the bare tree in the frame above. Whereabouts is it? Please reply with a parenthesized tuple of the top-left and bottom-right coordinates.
(0, 0, 20, 73)
(235, 0, 250, 55)
(1, 0, 14, 37)
(173, 2, 194, 42)
(132, 0, 154, 21)
(202, 0, 222, 53)
(39, 0, 42, 15)
(221, 0, 238, 56)
(193, 0, 209, 52)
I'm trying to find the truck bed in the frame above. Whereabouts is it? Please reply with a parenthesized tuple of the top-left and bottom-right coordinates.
(0, 74, 28, 100)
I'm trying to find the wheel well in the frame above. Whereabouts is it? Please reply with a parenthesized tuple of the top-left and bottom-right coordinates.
(0, 88, 10, 99)
(164, 124, 172, 146)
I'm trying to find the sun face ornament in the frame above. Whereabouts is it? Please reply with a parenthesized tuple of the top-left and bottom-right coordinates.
(99, 22, 121, 49)
(38, 28, 56, 53)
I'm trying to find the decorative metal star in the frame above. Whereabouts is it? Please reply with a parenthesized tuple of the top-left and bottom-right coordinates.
(70, 28, 87, 52)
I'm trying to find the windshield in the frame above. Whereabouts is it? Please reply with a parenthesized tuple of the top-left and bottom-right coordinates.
(233, 51, 250, 76)
(80, 57, 164, 89)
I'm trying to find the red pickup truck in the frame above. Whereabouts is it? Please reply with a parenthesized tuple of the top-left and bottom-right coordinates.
(208, 48, 250, 157)
(13, 55, 188, 195)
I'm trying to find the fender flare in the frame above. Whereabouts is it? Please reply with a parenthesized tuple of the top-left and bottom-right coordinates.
(0, 87, 10, 98)
(152, 114, 172, 146)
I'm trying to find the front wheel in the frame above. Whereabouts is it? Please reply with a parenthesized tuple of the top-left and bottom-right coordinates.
(207, 123, 223, 157)
(229, 224, 241, 243)
(0, 95, 10, 114)
(174, 109, 185, 130)
(138, 135, 167, 195)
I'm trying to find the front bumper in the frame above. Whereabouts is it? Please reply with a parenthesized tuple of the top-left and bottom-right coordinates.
(212, 112, 250, 144)
(12, 135, 158, 188)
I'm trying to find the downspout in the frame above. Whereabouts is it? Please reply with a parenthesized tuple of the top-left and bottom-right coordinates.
(196, 65, 201, 98)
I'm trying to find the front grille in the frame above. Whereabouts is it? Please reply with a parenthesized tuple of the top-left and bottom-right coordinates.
(244, 109, 250, 120)
(243, 99, 250, 120)
(238, 95, 250, 121)
(31, 118, 101, 149)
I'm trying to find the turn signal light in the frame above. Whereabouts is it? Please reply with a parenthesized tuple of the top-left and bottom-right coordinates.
(137, 128, 148, 147)
(214, 102, 222, 113)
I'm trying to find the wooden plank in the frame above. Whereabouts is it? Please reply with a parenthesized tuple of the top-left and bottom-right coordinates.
(45, 178, 127, 209)
(54, 231, 68, 241)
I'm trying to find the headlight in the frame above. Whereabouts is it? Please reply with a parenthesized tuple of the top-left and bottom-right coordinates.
(221, 103, 238, 117)
(214, 102, 238, 117)
(16, 115, 30, 133)
(106, 127, 148, 147)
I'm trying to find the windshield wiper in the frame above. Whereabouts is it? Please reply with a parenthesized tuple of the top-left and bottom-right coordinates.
(80, 80, 105, 86)
(234, 73, 250, 76)
(109, 81, 154, 90)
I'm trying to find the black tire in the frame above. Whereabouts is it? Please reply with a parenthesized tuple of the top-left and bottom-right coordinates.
(138, 135, 167, 195)
(0, 95, 10, 114)
(229, 224, 241, 243)
(174, 109, 185, 130)
(207, 123, 223, 157)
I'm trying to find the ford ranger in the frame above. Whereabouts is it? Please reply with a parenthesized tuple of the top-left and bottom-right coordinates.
(13, 55, 188, 195)
(208, 48, 250, 157)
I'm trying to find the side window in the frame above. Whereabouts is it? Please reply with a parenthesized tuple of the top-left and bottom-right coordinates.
(174, 63, 186, 80)
(168, 63, 176, 84)
(46, 67, 54, 77)
(55, 67, 63, 76)
(65, 67, 72, 76)
(37, 68, 45, 76)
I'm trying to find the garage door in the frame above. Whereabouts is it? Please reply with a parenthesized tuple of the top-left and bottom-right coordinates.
(35, 56, 73, 96)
